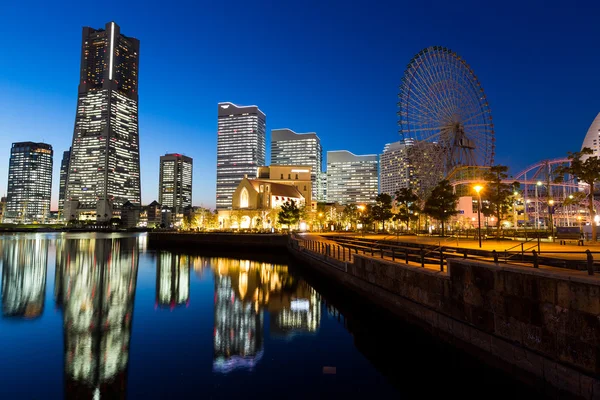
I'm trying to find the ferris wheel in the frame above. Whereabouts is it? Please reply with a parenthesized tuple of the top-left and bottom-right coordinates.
(398, 46, 495, 192)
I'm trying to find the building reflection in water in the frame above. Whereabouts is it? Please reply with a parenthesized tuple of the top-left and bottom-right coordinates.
(55, 237, 139, 399)
(156, 252, 190, 309)
(210, 257, 321, 373)
(1, 238, 48, 318)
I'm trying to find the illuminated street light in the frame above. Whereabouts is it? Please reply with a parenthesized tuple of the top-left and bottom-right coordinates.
(474, 185, 483, 248)
(548, 199, 555, 241)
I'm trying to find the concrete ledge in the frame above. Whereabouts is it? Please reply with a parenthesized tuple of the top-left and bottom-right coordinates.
(289, 243, 600, 399)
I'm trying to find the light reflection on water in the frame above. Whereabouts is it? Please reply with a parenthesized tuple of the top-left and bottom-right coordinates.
(0, 233, 393, 399)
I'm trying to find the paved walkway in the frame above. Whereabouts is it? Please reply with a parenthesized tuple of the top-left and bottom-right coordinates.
(295, 233, 600, 280)
(317, 232, 597, 261)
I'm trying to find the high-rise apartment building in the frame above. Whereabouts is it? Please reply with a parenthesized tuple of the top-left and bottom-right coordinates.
(317, 172, 327, 202)
(159, 153, 193, 214)
(327, 150, 378, 205)
(216, 102, 266, 210)
(5, 142, 53, 222)
(271, 129, 322, 200)
(64, 22, 141, 222)
(58, 148, 71, 216)
(380, 140, 413, 197)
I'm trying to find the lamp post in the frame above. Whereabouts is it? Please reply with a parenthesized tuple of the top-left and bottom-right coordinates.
(474, 185, 483, 248)
(358, 205, 365, 237)
(548, 199, 555, 241)
(536, 181, 542, 229)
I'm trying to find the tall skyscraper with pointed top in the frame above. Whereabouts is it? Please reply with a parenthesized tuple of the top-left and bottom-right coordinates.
(216, 102, 266, 210)
(64, 22, 141, 222)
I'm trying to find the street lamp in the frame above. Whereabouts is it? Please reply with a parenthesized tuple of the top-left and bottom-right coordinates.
(536, 181, 542, 229)
(548, 199, 555, 241)
(474, 185, 483, 248)
(357, 205, 365, 236)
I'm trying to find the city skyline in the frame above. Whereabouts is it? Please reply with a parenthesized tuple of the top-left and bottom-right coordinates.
(0, 2, 599, 210)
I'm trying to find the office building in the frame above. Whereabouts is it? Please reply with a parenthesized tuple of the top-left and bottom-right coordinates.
(326, 150, 378, 205)
(216, 102, 266, 210)
(5, 142, 53, 222)
(380, 140, 413, 197)
(317, 172, 327, 202)
(159, 153, 193, 214)
(58, 148, 71, 217)
(271, 129, 321, 200)
(64, 22, 141, 222)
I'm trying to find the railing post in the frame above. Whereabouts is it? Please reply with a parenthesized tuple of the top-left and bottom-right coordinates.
(371, 248, 374, 257)
(586, 250, 594, 275)
(342, 246, 345, 261)
(532, 250, 539, 268)
(439, 247, 444, 271)
(405, 249, 409, 264)
(463, 250, 467, 259)
(420, 248, 425, 268)
(392, 248, 395, 262)
(493, 250, 498, 264)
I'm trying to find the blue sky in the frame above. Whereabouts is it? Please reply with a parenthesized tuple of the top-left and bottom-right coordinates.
(0, 0, 598, 209)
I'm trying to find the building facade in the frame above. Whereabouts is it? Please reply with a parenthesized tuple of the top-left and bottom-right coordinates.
(326, 150, 378, 205)
(271, 129, 321, 200)
(5, 142, 53, 222)
(317, 172, 327, 202)
(216, 102, 266, 210)
(58, 148, 71, 217)
(380, 140, 413, 197)
(257, 165, 312, 206)
(64, 22, 141, 222)
(581, 112, 600, 160)
(159, 153, 193, 214)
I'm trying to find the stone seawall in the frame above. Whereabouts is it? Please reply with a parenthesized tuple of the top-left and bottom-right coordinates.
(289, 239, 600, 399)
(148, 232, 289, 252)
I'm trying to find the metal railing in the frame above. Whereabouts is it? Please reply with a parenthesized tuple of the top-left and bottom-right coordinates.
(296, 235, 600, 275)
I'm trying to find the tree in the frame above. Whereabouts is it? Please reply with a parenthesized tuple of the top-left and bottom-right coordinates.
(555, 147, 600, 242)
(482, 165, 517, 236)
(423, 179, 459, 236)
(371, 193, 394, 231)
(278, 200, 301, 230)
(394, 188, 419, 231)
(342, 204, 359, 230)
(358, 204, 374, 232)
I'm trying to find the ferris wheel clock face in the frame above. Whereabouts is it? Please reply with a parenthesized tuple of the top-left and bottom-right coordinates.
(398, 46, 495, 192)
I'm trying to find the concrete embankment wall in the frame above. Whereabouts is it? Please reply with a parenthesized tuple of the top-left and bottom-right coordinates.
(288, 240, 600, 399)
(148, 232, 289, 252)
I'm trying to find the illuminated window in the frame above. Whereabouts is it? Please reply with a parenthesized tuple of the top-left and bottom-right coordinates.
(240, 187, 249, 208)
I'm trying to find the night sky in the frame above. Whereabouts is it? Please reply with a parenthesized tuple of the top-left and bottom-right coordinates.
(0, 0, 598, 209)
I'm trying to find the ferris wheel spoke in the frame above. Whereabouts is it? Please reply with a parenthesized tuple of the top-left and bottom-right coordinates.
(411, 58, 454, 120)
(398, 46, 495, 187)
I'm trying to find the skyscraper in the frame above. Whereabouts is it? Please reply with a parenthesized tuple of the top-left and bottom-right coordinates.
(327, 150, 378, 205)
(5, 142, 53, 222)
(58, 147, 71, 217)
(216, 102, 266, 210)
(159, 153, 193, 214)
(380, 140, 413, 197)
(64, 22, 141, 222)
(271, 129, 322, 200)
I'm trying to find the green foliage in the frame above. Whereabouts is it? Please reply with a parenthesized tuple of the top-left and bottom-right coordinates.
(341, 204, 359, 229)
(423, 179, 459, 235)
(371, 193, 394, 231)
(358, 204, 374, 230)
(555, 147, 600, 241)
(394, 188, 420, 230)
(481, 165, 515, 234)
(278, 200, 301, 229)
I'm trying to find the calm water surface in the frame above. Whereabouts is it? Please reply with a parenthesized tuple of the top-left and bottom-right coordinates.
(0, 233, 543, 399)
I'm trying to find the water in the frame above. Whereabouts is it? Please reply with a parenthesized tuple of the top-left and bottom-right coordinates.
(0, 233, 544, 399)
